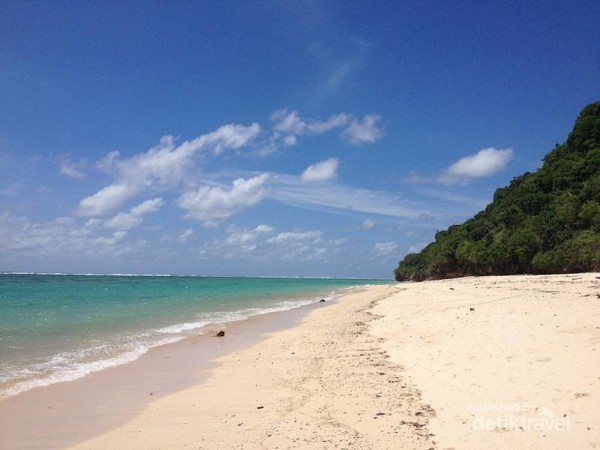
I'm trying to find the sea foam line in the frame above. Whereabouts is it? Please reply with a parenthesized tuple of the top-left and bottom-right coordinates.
(1, 336, 182, 398)
(0, 291, 345, 399)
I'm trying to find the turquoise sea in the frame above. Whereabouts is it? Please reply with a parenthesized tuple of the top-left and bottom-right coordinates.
(0, 274, 390, 398)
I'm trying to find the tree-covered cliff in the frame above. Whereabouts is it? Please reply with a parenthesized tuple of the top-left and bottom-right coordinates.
(395, 102, 600, 281)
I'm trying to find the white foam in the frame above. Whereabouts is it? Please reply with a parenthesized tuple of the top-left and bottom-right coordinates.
(157, 321, 211, 334)
(1, 335, 184, 398)
(0, 285, 371, 398)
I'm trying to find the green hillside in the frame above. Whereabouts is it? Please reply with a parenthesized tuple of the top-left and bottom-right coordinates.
(395, 102, 600, 281)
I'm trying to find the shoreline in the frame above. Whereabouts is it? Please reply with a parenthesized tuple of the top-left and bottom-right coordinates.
(67, 283, 435, 449)
(2, 273, 599, 449)
(0, 293, 342, 449)
(0, 275, 378, 400)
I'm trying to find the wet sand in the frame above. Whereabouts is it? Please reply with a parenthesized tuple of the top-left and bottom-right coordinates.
(3, 274, 600, 449)
(0, 299, 328, 449)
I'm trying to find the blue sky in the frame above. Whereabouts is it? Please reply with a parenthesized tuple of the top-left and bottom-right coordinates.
(1, 0, 598, 278)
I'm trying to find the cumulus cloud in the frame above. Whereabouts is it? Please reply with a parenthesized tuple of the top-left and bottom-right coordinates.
(59, 158, 86, 178)
(96, 150, 120, 173)
(0, 212, 133, 264)
(372, 241, 398, 256)
(362, 219, 375, 229)
(406, 147, 514, 185)
(307, 114, 351, 134)
(199, 224, 346, 262)
(341, 114, 383, 145)
(270, 110, 382, 148)
(77, 184, 133, 217)
(272, 110, 307, 135)
(92, 230, 127, 247)
(271, 110, 350, 136)
(77, 123, 260, 217)
(178, 174, 269, 223)
(219, 224, 275, 254)
(177, 228, 194, 243)
(266, 230, 346, 261)
(439, 147, 513, 184)
(283, 135, 297, 147)
(267, 230, 322, 245)
(205, 123, 262, 155)
(301, 158, 339, 182)
(103, 198, 164, 231)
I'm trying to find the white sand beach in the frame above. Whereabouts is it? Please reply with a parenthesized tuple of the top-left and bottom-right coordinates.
(2, 274, 599, 449)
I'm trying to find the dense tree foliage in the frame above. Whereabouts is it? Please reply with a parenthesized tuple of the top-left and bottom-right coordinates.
(395, 102, 600, 281)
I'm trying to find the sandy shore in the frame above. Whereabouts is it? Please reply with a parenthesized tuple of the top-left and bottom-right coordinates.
(371, 273, 600, 449)
(0, 299, 326, 449)
(3, 274, 599, 449)
(68, 284, 434, 449)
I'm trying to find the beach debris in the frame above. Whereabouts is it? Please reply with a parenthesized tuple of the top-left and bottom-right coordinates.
(399, 420, 426, 429)
(215, 330, 225, 337)
(319, 298, 326, 302)
(257, 405, 264, 409)
(469, 307, 475, 312)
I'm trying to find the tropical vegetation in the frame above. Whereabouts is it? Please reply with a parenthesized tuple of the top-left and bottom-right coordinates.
(395, 101, 600, 281)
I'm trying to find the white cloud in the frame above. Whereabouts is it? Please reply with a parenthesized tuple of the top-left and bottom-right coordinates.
(177, 228, 194, 243)
(408, 242, 427, 254)
(267, 230, 322, 245)
(204, 123, 262, 155)
(0, 213, 134, 263)
(325, 59, 363, 92)
(220, 224, 275, 253)
(270, 173, 422, 220)
(92, 230, 127, 246)
(362, 219, 375, 229)
(130, 197, 163, 216)
(266, 230, 346, 261)
(59, 158, 86, 178)
(77, 184, 133, 217)
(341, 114, 383, 145)
(406, 147, 514, 186)
(198, 224, 346, 262)
(271, 110, 307, 135)
(103, 198, 164, 231)
(254, 224, 274, 233)
(271, 109, 350, 135)
(178, 174, 269, 223)
(404, 169, 433, 184)
(268, 110, 384, 151)
(301, 158, 339, 182)
(77, 123, 260, 217)
(372, 241, 398, 256)
(307, 114, 351, 134)
(439, 147, 513, 184)
(283, 135, 298, 147)
(96, 150, 120, 173)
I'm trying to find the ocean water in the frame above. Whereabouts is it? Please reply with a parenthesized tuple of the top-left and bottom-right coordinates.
(0, 274, 389, 398)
